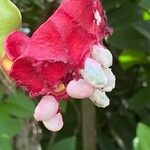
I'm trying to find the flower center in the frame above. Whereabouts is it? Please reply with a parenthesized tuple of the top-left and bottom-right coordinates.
(55, 83, 66, 93)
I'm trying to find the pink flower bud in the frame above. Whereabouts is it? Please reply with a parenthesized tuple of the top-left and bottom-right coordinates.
(66, 79, 95, 99)
(43, 113, 64, 132)
(34, 95, 59, 121)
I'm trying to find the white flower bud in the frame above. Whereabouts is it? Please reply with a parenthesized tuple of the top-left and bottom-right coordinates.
(103, 68, 116, 92)
(90, 89, 110, 108)
(92, 45, 113, 68)
(80, 58, 108, 88)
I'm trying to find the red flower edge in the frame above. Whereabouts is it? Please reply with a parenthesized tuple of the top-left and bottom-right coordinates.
(3, 0, 112, 100)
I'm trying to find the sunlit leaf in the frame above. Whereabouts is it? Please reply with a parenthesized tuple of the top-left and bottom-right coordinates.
(119, 49, 149, 69)
(133, 123, 150, 150)
(143, 10, 150, 21)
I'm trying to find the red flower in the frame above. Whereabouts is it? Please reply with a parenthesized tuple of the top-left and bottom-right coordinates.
(3, 0, 112, 100)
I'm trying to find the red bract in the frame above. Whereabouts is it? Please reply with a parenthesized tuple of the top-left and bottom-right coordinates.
(4, 0, 112, 99)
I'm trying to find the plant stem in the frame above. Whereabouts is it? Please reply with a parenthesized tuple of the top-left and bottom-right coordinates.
(82, 100, 97, 150)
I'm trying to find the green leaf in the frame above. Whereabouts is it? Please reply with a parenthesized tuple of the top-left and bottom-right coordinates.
(0, 102, 33, 118)
(8, 91, 35, 118)
(103, 0, 128, 11)
(0, 116, 23, 137)
(119, 49, 149, 69)
(52, 136, 76, 150)
(0, 91, 35, 118)
(108, 3, 138, 28)
(0, 86, 3, 100)
(99, 134, 117, 150)
(33, 0, 45, 9)
(133, 21, 150, 40)
(0, 135, 12, 150)
(133, 123, 150, 150)
(109, 26, 150, 53)
(130, 87, 150, 110)
(143, 10, 150, 21)
(139, 0, 150, 10)
(60, 101, 68, 113)
(111, 112, 136, 149)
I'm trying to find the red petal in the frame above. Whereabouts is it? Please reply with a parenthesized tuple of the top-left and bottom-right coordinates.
(22, 0, 111, 65)
(66, 28, 96, 66)
(50, 8, 95, 66)
(39, 61, 71, 86)
(9, 58, 45, 97)
(61, 0, 94, 33)
(61, 0, 112, 37)
(6, 0, 112, 100)
(9, 58, 71, 98)
(5, 31, 30, 60)
(49, 0, 112, 65)
(23, 21, 68, 63)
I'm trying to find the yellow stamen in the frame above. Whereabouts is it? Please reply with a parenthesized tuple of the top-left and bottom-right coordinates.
(55, 83, 66, 92)
(1, 55, 13, 72)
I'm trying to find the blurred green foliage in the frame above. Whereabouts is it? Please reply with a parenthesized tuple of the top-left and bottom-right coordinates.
(0, 0, 150, 149)
(0, 90, 35, 150)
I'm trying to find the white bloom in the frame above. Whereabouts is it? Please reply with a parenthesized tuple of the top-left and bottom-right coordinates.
(80, 58, 108, 88)
(90, 89, 110, 108)
(103, 68, 116, 92)
(92, 44, 113, 68)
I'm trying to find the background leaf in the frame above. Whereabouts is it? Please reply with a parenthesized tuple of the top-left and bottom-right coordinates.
(52, 136, 76, 150)
(133, 123, 150, 150)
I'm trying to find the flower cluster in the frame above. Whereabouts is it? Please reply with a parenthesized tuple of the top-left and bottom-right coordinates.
(2, 0, 115, 131)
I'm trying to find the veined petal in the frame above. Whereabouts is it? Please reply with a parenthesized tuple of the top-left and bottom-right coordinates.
(66, 79, 95, 99)
(92, 44, 113, 68)
(80, 58, 108, 88)
(90, 89, 110, 108)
